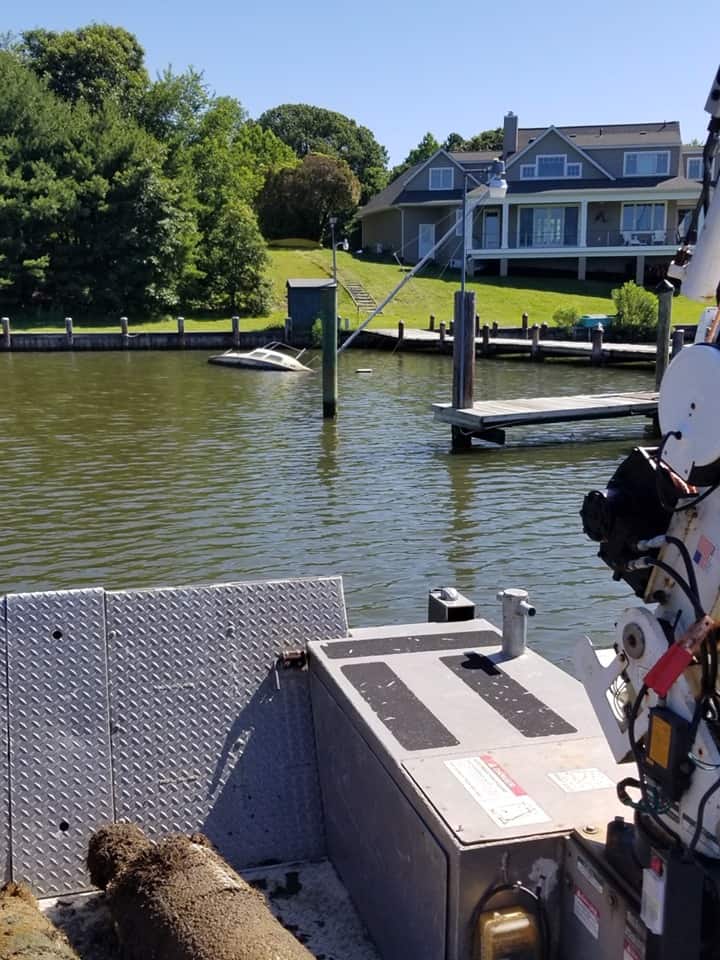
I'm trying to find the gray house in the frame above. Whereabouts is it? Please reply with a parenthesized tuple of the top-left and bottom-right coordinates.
(358, 113, 703, 284)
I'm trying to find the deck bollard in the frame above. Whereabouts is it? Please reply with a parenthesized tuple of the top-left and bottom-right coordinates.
(1, 316, 10, 350)
(439, 321, 446, 343)
(671, 328, 685, 359)
(397, 320, 405, 344)
(65, 316, 73, 347)
(522, 312, 529, 339)
(497, 588, 535, 658)
(231, 315, 240, 347)
(177, 315, 185, 348)
(531, 324, 541, 360)
(429, 315, 435, 332)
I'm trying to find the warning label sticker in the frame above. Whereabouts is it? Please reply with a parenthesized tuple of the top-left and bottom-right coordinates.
(445, 755, 550, 829)
(574, 888, 600, 940)
(548, 768, 614, 793)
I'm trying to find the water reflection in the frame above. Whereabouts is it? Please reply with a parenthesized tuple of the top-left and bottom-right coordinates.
(0, 348, 650, 670)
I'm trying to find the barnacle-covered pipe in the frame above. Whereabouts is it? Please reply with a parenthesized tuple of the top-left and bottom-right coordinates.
(87, 823, 314, 960)
(0, 882, 80, 959)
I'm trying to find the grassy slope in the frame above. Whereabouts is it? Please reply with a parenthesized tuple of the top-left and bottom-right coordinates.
(5, 246, 703, 331)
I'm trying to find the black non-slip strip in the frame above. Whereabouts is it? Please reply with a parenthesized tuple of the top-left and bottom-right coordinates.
(341, 661, 460, 751)
(322, 630, 500, 660)
(441, 653, 577, 738)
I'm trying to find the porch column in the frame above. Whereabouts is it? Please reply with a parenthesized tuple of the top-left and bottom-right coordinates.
(635, 255, 645, 285)
(579, 200, 588, 248)
(501, 199, 510, 250)
(465, 200, 476, 255)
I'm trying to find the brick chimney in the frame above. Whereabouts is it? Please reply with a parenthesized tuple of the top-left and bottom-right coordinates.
(503, 112, 518, 159)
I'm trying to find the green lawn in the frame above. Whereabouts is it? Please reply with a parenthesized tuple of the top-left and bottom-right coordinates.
(3, 247, 704, 332)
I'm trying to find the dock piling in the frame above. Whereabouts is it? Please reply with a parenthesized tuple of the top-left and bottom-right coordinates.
(1, 317, 10, 350)
(451, 290, 476, 451)
(482, 324, 490, 355)
(322, 288, 338, 419)
(231, 315, 240, 347)
(429, 315, 435, 332)
(591, 326, 604, 365)
(177, 316, 185, 348)
(120, 316, 129, 348)
(655, 280, 674, 388)
(531, 325, 541, 360)
(439, 321, 446, 343)
(671, 328, 685, 359)
(522, 312, 529, 339)
(65, 316, 73, 347)
(397, 320, 405, 347)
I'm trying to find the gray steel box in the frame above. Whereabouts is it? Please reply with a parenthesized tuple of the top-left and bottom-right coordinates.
(309, 619, 628, 960)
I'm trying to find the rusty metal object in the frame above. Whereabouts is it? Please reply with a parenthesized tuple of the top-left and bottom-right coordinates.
(87, 824, 315, 960)
(0, 882, 80, 959)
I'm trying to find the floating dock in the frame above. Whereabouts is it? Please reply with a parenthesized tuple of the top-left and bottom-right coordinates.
(432, 390, 658, 443)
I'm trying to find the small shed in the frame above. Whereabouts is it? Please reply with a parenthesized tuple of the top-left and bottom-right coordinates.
(286, 278, 337, 345)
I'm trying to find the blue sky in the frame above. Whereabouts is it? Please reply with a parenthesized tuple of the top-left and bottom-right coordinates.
(5, 0, 717, 166)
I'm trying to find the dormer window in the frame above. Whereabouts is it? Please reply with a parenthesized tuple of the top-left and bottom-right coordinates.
(520, 155, 582, 179)
(624, 152, 670, 176)
(687, 157, 703, 180)
(429, 167, 454, 190)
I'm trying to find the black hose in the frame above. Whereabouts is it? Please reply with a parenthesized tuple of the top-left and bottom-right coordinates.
(639, 557, 705, 622)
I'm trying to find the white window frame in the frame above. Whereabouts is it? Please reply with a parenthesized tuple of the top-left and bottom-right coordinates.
(623, 151, 670, 176)
(621, 202, 667, 243)
(687, 156, 703, 180)
(519, 154, 582, 179)
(429, 166, 454, 190)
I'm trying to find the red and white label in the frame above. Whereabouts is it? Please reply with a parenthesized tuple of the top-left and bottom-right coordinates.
(574, 888, 600, 939)
(445, 755, 550, 828)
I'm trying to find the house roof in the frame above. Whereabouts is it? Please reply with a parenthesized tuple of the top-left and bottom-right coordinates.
(517, 121, 681, 151)
(506, 175, 699, 195)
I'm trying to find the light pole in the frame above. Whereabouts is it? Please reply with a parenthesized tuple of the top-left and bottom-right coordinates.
(329, 216, 337, 284)
(461, 158, 508, 296)
(453, 159, 508, 451)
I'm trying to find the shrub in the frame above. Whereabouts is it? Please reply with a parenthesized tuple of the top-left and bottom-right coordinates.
(611, 281, 658, 327)
(552, 305, 581, 326)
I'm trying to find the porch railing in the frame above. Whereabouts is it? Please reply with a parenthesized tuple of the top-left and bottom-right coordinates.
(470, 228, 676, 251)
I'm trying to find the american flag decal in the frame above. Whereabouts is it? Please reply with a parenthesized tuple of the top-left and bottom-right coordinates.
(694, 534, 716, 570)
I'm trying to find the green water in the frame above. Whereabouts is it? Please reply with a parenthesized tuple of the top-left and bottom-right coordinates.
(1, 348, 653, 671)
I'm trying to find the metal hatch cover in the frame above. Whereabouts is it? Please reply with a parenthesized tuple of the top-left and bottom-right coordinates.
(402, 738, 626, 846)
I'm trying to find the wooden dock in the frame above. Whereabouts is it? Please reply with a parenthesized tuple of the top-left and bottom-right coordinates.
(432, 391, 658, 444)
(366, 328, 658, 364)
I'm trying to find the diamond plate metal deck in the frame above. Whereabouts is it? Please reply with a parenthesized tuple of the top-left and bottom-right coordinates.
(105, 576, 347, 869)
(5, 589, 114, 896)
(0, 599, 9, 883)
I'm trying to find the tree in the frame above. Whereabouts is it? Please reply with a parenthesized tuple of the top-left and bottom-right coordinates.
(0, 51, 192, 316)
(464, 128, 503, 152)
(201, 201, 271, 314)
(390, 132, 440, 180)
(257, 103, 388, 203)
(20, 25, 149, 114)
(257, 154, 361, 242)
